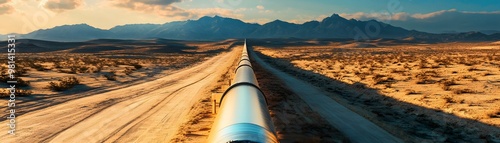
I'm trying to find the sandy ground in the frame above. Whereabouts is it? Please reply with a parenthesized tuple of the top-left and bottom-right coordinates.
(0, 49, 238, 142)
(253, 41, 500, 142)
(169, 46, 241, 143)
(250, 47, 402, 143)
(171, 45, 350, 143)
(252, 58, 349, 143)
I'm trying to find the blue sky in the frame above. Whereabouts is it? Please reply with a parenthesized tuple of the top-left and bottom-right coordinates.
(177, 0, 499, 21)
(0, 0, 499, 34)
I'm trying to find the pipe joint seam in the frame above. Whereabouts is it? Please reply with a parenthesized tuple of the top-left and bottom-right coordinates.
(219, 82, 268, 107)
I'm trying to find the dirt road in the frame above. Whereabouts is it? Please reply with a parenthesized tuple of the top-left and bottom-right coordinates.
(250, 49, 403, 143)
(0, 49, 238, 143)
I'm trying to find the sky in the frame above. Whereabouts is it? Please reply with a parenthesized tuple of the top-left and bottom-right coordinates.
(0, 0, 499, 34)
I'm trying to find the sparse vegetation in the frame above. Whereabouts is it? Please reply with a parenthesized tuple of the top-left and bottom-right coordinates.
(453, 88, 476, 94)
(104, 71, 117, 81)
(131, 63, 143, 70)
(16, 78, 31, 87)
(405, 89, 420, 95)
(0, 88, 33, 97)
(255, 41, 500, 142)
(47, 76, 80, 91)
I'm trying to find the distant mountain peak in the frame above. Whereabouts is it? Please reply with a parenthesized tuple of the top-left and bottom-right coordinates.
(59, 23, 92, 27)
(266, 19, 293, 25)
(199, 15, 225, 20)
(35, 23, 102, 32)
(16, 13, 500, 42)
(303, 20, 320, 24)
(331, 13, 342, 17)
(322, 14, 348, 23)
(197, 15, 242, 23)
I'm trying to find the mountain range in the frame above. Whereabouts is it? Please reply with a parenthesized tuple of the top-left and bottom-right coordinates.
(11, 14, 500, 42)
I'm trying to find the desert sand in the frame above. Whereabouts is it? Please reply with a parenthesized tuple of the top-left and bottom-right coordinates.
(252, 40, 500, 142)
(0, 47, 238, 143)
(1, 39, 498, 142)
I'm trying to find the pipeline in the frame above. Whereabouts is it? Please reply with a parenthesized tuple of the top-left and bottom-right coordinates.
(207, 40, 278, 143)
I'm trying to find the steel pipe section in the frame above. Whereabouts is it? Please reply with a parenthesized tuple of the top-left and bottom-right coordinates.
(208, 40, 278, 143)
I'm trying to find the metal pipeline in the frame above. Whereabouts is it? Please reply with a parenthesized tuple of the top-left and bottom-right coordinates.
(207, 40, 278, 143)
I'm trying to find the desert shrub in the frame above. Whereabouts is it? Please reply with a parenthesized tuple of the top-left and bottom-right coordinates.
(94, 65, 103, 73)
(31, 63, 46, 71)
(440, 79, 459, 91)
(390, 68, 407, 75)
(54, 62, 63, 68)
(418, 61, 429, 69)
(486, 109, 500, 118)
(441, 79, 459, 86)
(430, 64, 440, 69)
(14, 66, 28, 77)
(467, 67, 480, 71)
(460, 75, 473, 79)
(68, 67, 78, 74)
(482, 72, 494, 76)
(405, 89, 420, 95)
(416, 77, 436, 84)
(0, 89, 32, 97)
(384, 83, 393, 88)
(354, 71, 367, 80)
(78, 66, 90, 73)
(415, 70, 440, 78)
(47, 76, 80, 91)
(16, 78, 30, 87)
(453, 88, 475, 94)
(435, 59, 452, 66)
(104, 71, 117, 81)
(442, 95, 454, 103)
(124, 68, 133, 75)
(132, 63, 143, 70)
(339, 64, 345, 70)
(372, 74, 396, 85)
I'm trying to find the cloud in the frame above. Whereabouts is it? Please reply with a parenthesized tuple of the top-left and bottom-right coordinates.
(402, 10, 500, 33)
(41, 0, 84, 12)
(110, 0, 242, 19)
(129, 0, 181, 6)
(412, 9, 456, 19)
(0, 0, 10, 4)
(256, 5, 264, 10)
(254, 5, 272, 14)
(112, 0, 181, 8)
(188, 7, 243, 18)
(339, 12, 409, 21)
(339, 9, 500, 33)
(0, 0, 14, 15)
(111, 0, 188, 18)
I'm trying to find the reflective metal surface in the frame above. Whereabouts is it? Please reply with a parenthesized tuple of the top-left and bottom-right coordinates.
(208, 40, 278, 143)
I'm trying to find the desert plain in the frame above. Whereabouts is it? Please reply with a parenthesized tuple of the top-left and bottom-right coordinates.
(0, 38, 499, 143)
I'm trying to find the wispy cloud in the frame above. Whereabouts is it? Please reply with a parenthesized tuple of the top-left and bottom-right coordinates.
(110, 0, 188, 18)
(0, 0, 14, 15)
(412, 9, 456, 19)
(187, 7, 243, 18)
(39, 0, 85, 13)
(110, 0, 242, 19)
(256, 5, 264, 10)
(339, 12, 409, 21)
(339, 9, 500, 33)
